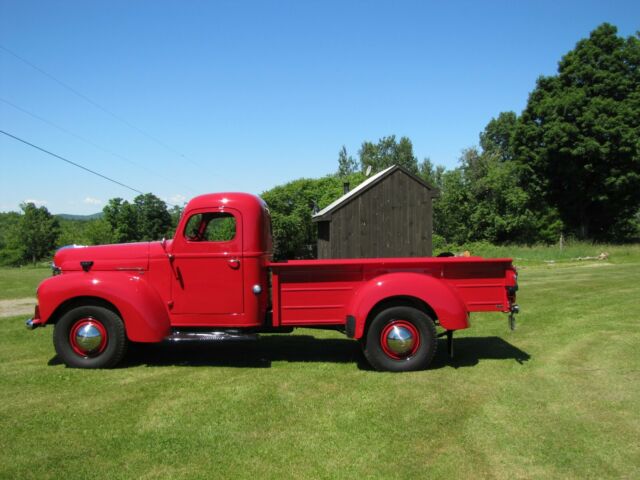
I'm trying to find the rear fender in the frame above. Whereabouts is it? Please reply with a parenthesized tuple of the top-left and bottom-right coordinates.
(38, 272, 170, 342)
(348, 272, 468, 339)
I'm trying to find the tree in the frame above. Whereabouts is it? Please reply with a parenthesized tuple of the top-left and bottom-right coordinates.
(168, 204, 184, 233)
(464, 151, 561, 243)
(432, 144, 562, 245)
(418, 158, 445, 189)
(103, 198, 138, 242)
(103, 194, 172, 242)
(0, 212, 24, 266)
(134, 193, 172, 241)
(337, 146, 358, 176)
(433, 168, 473, 244)
(57, 218, 90, 247)
(18, 202, 60, 264)
(359, 135, 419, 174)
(261, 172, 365, 259)
(84, 219, 116, 245)
(480, 111, 517, 162)
(513, 23, 640, 240)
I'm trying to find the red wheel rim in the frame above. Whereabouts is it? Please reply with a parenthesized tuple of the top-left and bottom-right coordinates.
(380, 320, 420, 360)
(69, 318, 107, 357)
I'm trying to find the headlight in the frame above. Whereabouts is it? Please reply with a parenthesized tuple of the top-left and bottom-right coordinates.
(51, 262, 61, 276)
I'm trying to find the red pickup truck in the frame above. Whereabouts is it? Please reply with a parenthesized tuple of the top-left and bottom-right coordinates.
(27, 192, 518, 372)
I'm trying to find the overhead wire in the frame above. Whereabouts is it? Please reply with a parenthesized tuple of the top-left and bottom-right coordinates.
(0, 44, 207, 171)
(0, 129, 179, 207)
(0, 96, 195, 195)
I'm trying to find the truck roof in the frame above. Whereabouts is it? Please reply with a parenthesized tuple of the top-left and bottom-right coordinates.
(185, 192, 266, 212)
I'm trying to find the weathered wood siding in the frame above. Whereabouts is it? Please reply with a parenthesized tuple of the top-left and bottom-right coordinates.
(317, 169, 434, 259)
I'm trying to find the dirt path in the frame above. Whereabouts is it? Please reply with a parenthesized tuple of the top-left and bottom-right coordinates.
(0, 298, 35, 318)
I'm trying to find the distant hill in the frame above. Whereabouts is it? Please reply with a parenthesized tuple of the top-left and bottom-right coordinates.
(56, 212, 103, 221)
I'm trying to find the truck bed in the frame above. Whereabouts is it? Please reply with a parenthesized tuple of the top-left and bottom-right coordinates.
(269, 257, 514, 328)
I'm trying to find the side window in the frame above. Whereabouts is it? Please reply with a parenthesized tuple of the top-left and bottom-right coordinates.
(184, 212, 236, 242)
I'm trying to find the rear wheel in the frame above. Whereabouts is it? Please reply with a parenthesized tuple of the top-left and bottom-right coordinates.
(363, 306, 437, 372)
(53, 305, 127, 368)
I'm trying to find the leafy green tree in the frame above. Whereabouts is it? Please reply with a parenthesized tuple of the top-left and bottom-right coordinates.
(465, 152, 561, 243)
(168, 205, 184, 234)
(103, 198, 138, 242)
(513, 23, 640, 240)
(433, 145, 562, 245)
(0, 212, 24, 265)
(261, 172, 365, 259)
(418, 158, 445, 188)
(480, 111, 517, 162)
(433, 167, 473, 244)
(84, 219, 116, 245)
(337, 146, 358, 176)
(56, 218, 89, 247)
(134, 193, 172, 241)
(359, 135, 419, 174)
(18, 203, 60, 264)
(103, 194, 172, 242)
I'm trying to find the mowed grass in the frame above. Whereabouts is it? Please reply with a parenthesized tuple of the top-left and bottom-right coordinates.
(1, 250, 639, 479)
(0, 266, 49, 300)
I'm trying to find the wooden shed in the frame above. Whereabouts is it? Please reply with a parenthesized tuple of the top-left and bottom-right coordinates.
(312, 165, 439, 259)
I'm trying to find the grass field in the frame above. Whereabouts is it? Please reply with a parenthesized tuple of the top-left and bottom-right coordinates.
(1, 248, 639, 479)
(0, 266, 49, 300)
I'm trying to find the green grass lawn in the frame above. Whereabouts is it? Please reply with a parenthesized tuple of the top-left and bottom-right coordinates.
(0, 266, 50, 300)
(1, 249, 639, 479)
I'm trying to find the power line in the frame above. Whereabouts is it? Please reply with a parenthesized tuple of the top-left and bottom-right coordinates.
(0, 96, 196, 195)
(1, 129, 147, 196)
(0, 44, 206, 170)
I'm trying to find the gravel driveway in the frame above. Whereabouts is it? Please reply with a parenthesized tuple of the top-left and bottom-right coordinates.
(0, 298, 35, 318)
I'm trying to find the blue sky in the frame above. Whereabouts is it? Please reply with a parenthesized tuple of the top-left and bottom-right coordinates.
(1, 0, 638, 214)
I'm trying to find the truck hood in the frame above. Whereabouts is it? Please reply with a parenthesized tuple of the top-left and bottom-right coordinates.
(54, 242, 151, 272)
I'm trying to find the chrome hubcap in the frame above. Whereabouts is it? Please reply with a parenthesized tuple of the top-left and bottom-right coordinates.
(70, 319, 107, 356)
(75, 323, 103, 352)
(385, 326, 416, 355)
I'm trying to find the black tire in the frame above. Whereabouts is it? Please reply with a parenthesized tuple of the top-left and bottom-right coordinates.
(362, 306, 437, 372)
(53, 305, 127, 368)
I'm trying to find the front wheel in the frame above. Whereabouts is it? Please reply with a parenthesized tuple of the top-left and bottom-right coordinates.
(363, 306, 437, 372)
(53, 305, 127, 368)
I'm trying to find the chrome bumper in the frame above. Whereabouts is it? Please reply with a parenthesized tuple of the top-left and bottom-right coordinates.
(25, 318, 41, 330)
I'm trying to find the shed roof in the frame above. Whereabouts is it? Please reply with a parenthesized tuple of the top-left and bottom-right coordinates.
(312, 165, 438, 222)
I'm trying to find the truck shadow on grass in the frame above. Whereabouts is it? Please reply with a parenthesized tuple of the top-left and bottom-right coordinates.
(48, 335, 530, 370)
(430, 336, 530, 370)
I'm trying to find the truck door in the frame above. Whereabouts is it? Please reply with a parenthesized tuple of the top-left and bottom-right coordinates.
(170, 208, 243, 319)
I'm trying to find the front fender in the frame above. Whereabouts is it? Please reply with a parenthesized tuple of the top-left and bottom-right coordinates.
(348, 272, 469, 339)
(38, 271, 170, 342)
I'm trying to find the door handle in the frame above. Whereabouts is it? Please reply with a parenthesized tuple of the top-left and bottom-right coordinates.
(227, 258, 240, 269)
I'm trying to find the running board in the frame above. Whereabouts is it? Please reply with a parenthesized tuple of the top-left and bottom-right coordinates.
(164, 331, 259, 343)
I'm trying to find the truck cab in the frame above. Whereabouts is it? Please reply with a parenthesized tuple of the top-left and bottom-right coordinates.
(167, 193, 272, 328)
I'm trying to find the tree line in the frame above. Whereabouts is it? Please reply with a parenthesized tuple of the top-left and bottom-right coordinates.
(1, 23, 637, 265)
(0, 194, 181, 266)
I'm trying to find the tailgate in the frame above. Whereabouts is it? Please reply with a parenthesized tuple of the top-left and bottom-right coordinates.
(442, 259, 517, 313)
